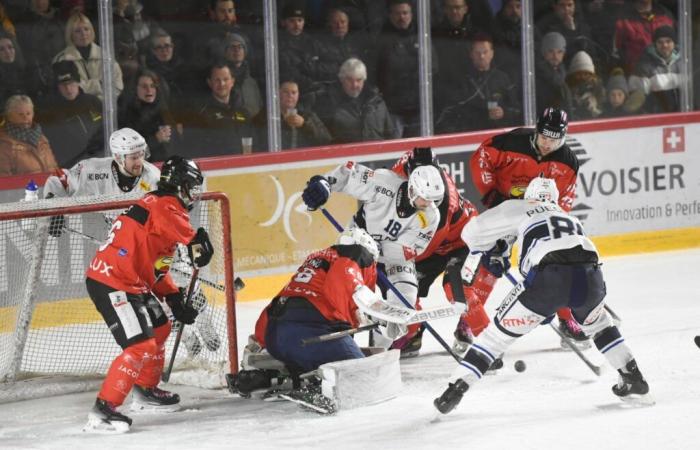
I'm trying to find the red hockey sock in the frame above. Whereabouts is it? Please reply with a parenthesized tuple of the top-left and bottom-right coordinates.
(134, 322, 171, 389)
(98, 338, 158, 406)
(557, 307, 573, 321)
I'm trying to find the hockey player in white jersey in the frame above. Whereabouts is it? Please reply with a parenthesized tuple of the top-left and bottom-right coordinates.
(302, 161, 444, 348)
(434, 177, 652, 414)
(43, 127, 160, 201)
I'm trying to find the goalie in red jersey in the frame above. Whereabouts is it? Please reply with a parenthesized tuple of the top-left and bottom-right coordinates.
(470, 107, 590, 347)
(83, 155, 214, 433)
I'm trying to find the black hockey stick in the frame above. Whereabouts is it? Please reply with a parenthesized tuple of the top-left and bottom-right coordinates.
(504, 272, 602, 376)
(319, 207, 471, 368)
(162, 267, 200, 382)
(301, 323, 380, 346)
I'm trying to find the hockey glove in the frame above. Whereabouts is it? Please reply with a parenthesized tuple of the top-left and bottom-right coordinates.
(480, 240, 511, 278)
(302, 175, 330, 210)
(166, 290, 198, 325)
(48, 215, 65, 237)
(378, 321, 408, 340)
(188, 227, 214, 268)
(406, 147, 437, 173)
(481, 189, 507, 209)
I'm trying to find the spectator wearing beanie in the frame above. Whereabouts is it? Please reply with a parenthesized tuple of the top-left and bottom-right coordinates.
(535, 31, 573, 113)
(223, 33, 263, 118)
(565, 50, 604, 120)
(627, 25, 681, 114)
(602, 69, 632, 118)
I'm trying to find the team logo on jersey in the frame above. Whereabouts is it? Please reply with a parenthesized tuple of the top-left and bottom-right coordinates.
(118, 248, 128, 257)
(416, 211, 428, 228)
(510, 185, 526, 198)
(154, 256, 173, 271)
(139, 180, 151, 191)
(88, 173, 109, 181)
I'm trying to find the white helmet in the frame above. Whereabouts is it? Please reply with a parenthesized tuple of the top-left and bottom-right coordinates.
(337, 227, 379, 261)
(408, 165, 445, 206)
(524, 177, 559, 204)
(110, 127, 149, 168)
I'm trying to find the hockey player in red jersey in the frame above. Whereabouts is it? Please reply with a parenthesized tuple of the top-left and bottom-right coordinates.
(83, 155, 214, 433)
(469, 107, 589, 346)
(391, 147, 496, 358)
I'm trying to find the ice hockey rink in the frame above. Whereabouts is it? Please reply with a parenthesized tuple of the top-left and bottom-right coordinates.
(1, 247, 698, 450)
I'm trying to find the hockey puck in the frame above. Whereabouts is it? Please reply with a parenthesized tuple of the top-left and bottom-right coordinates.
(514, 360, 526, 372)
(695, 336, 700, 349)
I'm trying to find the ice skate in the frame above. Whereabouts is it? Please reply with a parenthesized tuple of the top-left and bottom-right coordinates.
(434, 379, 469, 414)
(83, 399, 132, 434)
(558, 319, 592, 350)
(485, 357, 504, 375)
(392, 326, 424, 359)
(612, 360, 654, 406)
(278, 378, 337, 414)
(130, 385, 181, 413)
(228, 369, 278, 397)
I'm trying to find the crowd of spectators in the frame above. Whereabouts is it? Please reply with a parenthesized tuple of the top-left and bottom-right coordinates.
(0, 0, 696, 176)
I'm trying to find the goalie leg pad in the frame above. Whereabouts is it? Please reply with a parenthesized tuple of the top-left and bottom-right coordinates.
(319, 349, 402, 410)
(98, 338, 158, 406)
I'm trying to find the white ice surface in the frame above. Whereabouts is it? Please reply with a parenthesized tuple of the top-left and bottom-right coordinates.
(1, 249, 699, 450)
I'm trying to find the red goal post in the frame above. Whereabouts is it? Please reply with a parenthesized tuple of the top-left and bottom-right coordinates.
(0, 191, 238, 396)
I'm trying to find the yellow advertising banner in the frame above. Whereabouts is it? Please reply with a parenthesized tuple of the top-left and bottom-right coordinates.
(207, 165, 358, 274)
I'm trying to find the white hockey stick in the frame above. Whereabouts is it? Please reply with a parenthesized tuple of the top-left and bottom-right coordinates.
(357, 297, 464, 326)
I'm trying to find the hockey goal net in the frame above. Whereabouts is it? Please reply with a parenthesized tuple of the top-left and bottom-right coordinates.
(0, 191, 238, 399)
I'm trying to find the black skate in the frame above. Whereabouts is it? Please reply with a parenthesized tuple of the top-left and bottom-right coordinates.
(434, 379, 469, 414)
(399, 327, 424, 359)
(486, 357, 504, 374)
(227, 369, 278, 397)
(83, 398, 132, 434)
(558, 319, 592, 350)
(131, 385, 181, 413)
(612, 360, 654, 405)
(278, 378, 337, 414)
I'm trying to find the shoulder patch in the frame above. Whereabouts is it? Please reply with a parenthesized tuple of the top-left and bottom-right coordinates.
(139, 180, 151, 191)
(416, 210, 428, 228)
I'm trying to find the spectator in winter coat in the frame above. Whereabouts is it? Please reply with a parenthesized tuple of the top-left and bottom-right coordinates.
(627, 25, 681, 114)
(601, 69, 632, 118)
(311, 57, 397, 144)
(253, 80, 331, 151)
(535, 31, 573, 113)
(0, 94, 59, 176)
(535, 0, 599, 69)
(565, 50, 604, 120)
(36, 60, 103, 167)
(491, 0, 523, 82)
(223, 33, 263, 119)
(118, 69, 180, 163)
(52, 12, 124, 100)
(0, 32, 30, 107)
(436, 34, 520, 133)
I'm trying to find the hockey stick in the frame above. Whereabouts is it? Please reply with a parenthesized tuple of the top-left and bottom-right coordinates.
(63, 225, 244, 292)
(604, 304, 621, 326)
(301, 323, 380, 346)
(319, 207, 470, 367)
(504, 272, 602, 376)
(162, 267, 200, 382)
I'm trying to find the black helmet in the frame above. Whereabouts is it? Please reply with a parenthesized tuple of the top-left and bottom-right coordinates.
(158, 155, 204, 210)
(536, 107, 568, 140)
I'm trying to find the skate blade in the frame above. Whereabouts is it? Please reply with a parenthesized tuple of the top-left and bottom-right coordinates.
(278, 393, 335, 414)
(619, 393, 656, 407)
(83, 416, 130, 434)
(399, 349, 420, 359)
(130, 401, 181, 414)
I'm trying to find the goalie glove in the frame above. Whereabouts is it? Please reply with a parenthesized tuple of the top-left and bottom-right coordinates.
(480, 239, 511, 278)
(165, 290, 198, 324)
(352, 287, 409, 340)
(188, 227, 214, 268)
(378, 321, 408, 340)
(301, 175, 330, 210)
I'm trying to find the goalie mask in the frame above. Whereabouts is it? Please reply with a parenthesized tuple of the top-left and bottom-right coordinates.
(337, 227, 379, 261)
(158, 155, 204, 210)
(408, 165, 445, 208)
(110, 127, 149, 176)
(524, 177, 559, 204)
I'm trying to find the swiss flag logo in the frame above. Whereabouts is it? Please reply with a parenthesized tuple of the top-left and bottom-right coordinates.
(663, 127, 685, 153)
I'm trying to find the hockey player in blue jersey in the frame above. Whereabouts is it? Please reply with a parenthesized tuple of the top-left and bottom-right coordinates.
(434, 177, 653, 414)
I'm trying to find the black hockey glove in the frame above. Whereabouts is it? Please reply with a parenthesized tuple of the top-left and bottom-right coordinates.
(166, 290, 198, 324)
(406, 147, 438, 174)
(480, 239, 511, 278)
(48, 215, 65, 237)
(302, 175, 331, 210)
(188, 227, 214, 268)
(481, 189, 507, 209)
